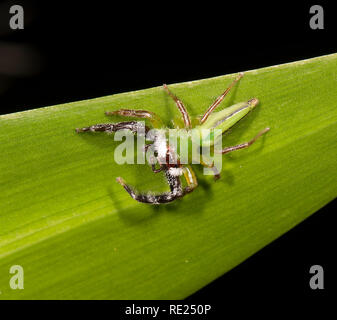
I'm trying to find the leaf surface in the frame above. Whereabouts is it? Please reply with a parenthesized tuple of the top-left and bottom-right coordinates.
(0, 54, 336, 299)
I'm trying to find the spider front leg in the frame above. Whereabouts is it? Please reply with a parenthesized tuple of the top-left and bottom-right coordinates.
(116, 166, 185, 204)
(219, 127, 270, 154)
(76, 121, 149, 134)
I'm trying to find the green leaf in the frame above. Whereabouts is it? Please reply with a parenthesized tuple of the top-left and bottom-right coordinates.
(0, 54, 336, 299)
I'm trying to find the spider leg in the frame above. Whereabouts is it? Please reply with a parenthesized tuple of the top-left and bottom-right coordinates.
(199, 159, 221, 180)
(163, 84, 191, 129)
(105, 109, 164, 128)
(182, 165, 198, 193)
(76, 121, 149, 134)
(218, 127, 270, 154)
(200, 158, 214, 168)
(116, 167, 185, 204)
(151, 163, 164, 173)
(200, 72, 244, 124)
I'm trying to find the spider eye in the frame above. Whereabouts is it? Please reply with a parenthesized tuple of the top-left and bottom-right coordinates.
(154, 151, 158, 157)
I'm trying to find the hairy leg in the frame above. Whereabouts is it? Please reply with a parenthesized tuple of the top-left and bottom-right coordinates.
(116, 167, 185, 204)
(219, 127, 270, 154)
(163, 84, 191, 129)
(200, 72, 244, 124)
(105, 109, 164, 128)
(76, 121, 149, 134)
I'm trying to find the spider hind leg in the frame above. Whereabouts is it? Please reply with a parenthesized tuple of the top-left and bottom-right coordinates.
(200, 72, 244, 124)
(219, 127, 270, 154)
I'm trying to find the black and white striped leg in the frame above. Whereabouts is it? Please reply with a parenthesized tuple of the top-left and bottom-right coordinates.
(76, 121, 149, 134)
(116, 168, 185, 204)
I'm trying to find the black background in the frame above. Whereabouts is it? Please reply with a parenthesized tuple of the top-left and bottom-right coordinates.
(0, 0, 335, 310)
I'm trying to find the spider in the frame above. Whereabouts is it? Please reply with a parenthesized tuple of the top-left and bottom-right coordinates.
(76, 73, 270, 204)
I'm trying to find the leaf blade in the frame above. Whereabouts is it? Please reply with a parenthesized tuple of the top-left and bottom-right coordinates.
(0, 53, 336, 299)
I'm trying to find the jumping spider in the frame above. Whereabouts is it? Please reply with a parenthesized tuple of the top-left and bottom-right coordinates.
(76, 73, 270, 204)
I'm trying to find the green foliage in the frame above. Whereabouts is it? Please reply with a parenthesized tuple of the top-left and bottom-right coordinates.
(0, 54, 336, 299)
